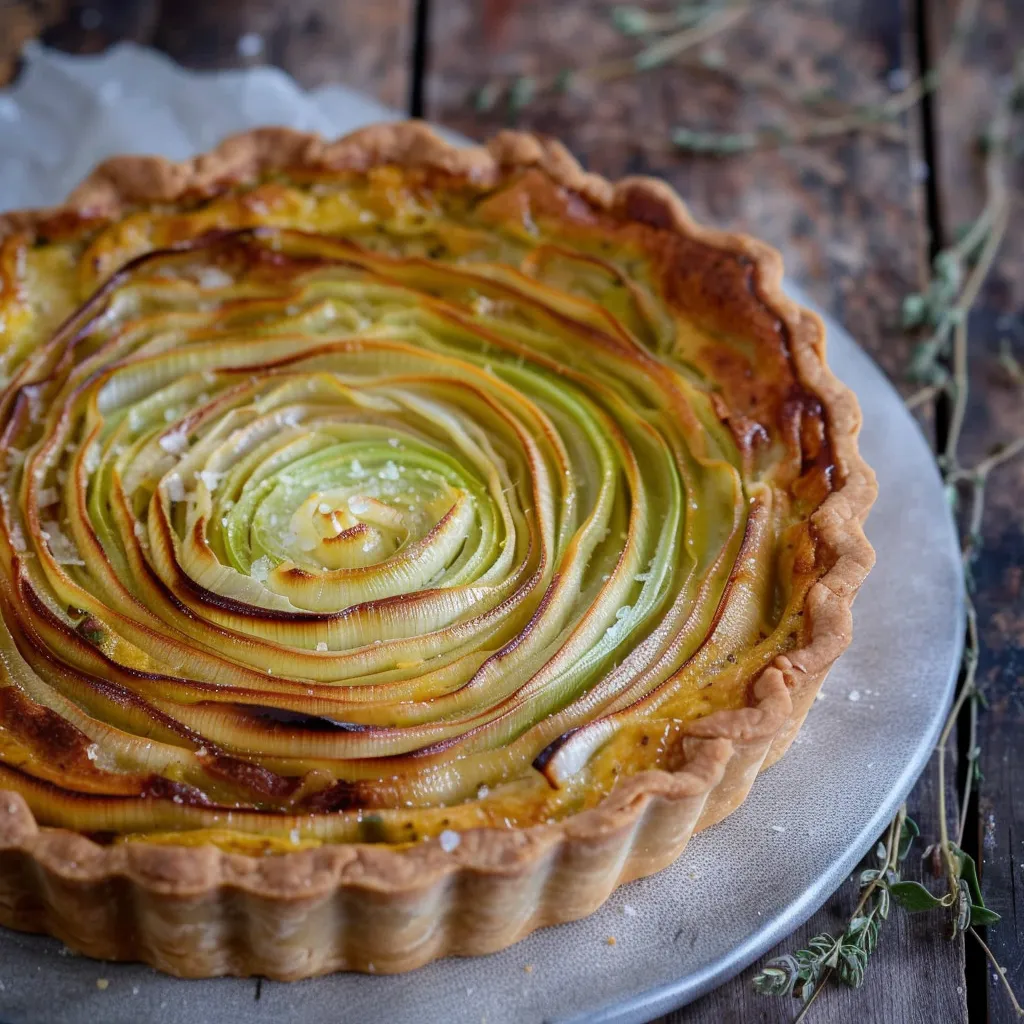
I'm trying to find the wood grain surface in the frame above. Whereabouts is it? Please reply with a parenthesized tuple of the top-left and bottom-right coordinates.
(0, 0, 1022, 1020)
(425, 0, 931, 386)
(927, 0, 1024, 1019)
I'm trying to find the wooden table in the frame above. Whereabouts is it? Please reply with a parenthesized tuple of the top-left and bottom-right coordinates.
(2, 1, 1021, 1021)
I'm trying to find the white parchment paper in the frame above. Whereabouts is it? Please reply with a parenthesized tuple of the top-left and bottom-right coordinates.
(0, 41, 400, 211)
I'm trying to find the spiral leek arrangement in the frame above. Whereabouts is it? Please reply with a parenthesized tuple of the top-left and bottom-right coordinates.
(0, 165, 833, 849)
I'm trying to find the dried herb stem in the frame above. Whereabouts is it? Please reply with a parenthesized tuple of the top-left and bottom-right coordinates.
(970, 928, 1024, 1017)
(611, 1, 749, 36)
(942, 198, 1010, 467)
(602, 6, 749, 80)
(909, 40, 1024, 1020)
(904, 383, 941, 410)
(789, 809, 907, 1024)
(756, 18, 1023, 1023)
(475, 4, 748, 113)
(935, 598, 980, 897)
(671, 0, 981, 155)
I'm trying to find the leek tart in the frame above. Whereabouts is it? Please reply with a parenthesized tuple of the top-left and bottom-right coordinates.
(0, 124, 875, 978)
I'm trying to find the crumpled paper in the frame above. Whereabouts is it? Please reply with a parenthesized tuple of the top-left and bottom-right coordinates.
(0, 41, 406, 211)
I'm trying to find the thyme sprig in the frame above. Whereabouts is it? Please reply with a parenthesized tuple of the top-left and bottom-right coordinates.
(471, 0, 979, 157)
(920, 55, 1024, 1013)
(752, 808, 1005, 1018)
(473, 3, 748, 116)
(670, 0, 980, 155)
(755, 34, 1024, 1023)
(752, 809, 915, 1010)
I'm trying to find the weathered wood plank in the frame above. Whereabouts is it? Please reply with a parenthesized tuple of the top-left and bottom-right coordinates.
(0, 0, 414, 107)
(670, 765, 967, 1023)
(927, 0, 1024, 1019)
(426, 2, 961, 1021)
(426, 0, 931, 387)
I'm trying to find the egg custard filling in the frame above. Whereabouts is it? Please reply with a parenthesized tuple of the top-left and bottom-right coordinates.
(0, 158, 836, 854)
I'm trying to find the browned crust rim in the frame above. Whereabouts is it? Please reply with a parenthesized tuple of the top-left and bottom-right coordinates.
(0, 123, 876, 905)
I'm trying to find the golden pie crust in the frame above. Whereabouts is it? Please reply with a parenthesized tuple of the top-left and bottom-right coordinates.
(0, 122, 876, 978)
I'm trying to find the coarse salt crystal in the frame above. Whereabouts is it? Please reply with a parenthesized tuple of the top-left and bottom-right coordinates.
(348, 495, 371, 515)
(8, 520, 26, 552)
(250, 556, 271, 582)
(476, 784, 490, 799)
(848, 690, 861, 702)
(439, 829, 461, 852)
(42, 523, 83, 564)
(159, 430, 188, 455)
(316, 641, 328, 652)
(196, 469, 222, 491)
(165, 474, 186, 503)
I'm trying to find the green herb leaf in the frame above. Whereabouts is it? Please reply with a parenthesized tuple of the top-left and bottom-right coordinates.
(902, 293, 928, 328)
(933, 251, 963, 291)
(634, 46, 669, 71)
(838, 945, 868, 988)
(889, 880, 945, 912)
(610, 5, 652, 36)
(473, 82, 501, 113)
(970, 905, 1001, 927)
(898, 816, 920, 861)
(752, 959, 798, 997)
(951, 845, 985, 906)
(859, 867, 881, 888)
(507, 77, 536, 114)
